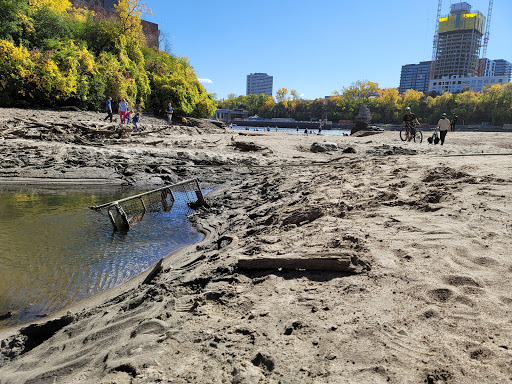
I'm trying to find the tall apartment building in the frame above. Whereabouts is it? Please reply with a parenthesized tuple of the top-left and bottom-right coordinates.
(426, 2, 512, 93)
(399, 61, 432, 94)
(246, 73, 273, 96)
(432, 2, 485, 80)
(494, 59, 512, 82)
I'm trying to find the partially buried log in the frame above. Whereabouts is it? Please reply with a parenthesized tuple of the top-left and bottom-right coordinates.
(231, 140, 268, 152)
(237, 255, 369, 273)
(143, 258, 163, 284)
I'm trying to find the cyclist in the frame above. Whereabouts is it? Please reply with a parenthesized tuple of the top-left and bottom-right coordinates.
(402, 107, 420, 141)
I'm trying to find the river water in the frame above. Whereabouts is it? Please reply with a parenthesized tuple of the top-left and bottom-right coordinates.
(0, 185, 203, 328)
(231, 126, 351, 136)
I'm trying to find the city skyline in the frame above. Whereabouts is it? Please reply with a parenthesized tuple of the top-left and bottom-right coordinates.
(143, 0, 512, 100)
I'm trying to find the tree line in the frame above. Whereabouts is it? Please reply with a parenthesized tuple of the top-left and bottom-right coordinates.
(217, 81, 512, 126)
(0, 0, 216, 118)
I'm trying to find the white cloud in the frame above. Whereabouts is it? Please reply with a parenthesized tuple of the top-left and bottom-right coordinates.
(198, 78, 213, 84)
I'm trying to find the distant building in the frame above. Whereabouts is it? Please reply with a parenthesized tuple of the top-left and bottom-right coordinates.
(399, 61, 432, 94)
(493, 59, 512, 82)
(429, 74, 507, 93)
(424, 2, 509, 93)
(478, 58, 496, 77)
(432, 2, 485, 81)
(214, 109, 248, 123)
(70, 0, 160, 48)
(246, 73, 273, 96)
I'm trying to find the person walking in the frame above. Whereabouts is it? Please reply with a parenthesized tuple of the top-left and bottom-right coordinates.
(132, 113, 140, 131)
(166, 103, 173, 124)
(436, 113, 451, 145)
(450, 114, 458, 132)
(104, 97, 113, 122)
(119, 99, 128, 124)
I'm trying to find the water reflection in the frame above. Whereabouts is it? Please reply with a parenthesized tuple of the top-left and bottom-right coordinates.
(0, 185, 203, 327)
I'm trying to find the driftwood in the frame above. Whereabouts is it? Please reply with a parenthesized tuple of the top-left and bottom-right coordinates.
(231, 140, 268, 152)
(1, 117, 136, 143)
(237, 255, 368, 273)
(142, 258, 163, 284)
(131, 126, 169, 136)
(237, 131, 266, 137)
(146, 140, 164, 146)
(0, 127, 24, 136)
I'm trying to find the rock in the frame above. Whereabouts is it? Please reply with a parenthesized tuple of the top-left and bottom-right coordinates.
(123, 167, 136, 176)
(310, 142, 338, 153)
(351, 104, 372, 135)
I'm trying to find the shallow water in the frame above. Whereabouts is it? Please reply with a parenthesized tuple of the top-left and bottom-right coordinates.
(232, 126, 351, 136)
(0, 185, 203, 328)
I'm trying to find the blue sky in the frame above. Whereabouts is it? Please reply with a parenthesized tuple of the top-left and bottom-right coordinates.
(144, 0, 512, 100)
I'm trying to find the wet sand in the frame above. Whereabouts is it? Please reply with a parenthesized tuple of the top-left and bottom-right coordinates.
(1, 108, 512, 383)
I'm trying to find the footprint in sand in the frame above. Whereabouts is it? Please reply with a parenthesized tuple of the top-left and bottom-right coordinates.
(428, 288, 454, 303)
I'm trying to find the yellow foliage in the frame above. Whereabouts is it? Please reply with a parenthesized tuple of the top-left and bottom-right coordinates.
(67, 6, 93, 22)
(0, 40, 32, 84)
(29, 0, 71, 14)
(115, 0, 152, 44)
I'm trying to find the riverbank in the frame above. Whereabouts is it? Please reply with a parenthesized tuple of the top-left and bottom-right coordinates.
(1, 108, 512, 383)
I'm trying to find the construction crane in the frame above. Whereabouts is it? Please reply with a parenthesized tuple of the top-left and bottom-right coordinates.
(479, 0, 494, 75)
(427, 0, 443, 93)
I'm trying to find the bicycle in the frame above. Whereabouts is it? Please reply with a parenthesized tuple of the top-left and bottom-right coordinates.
(400, 122, 423, 143)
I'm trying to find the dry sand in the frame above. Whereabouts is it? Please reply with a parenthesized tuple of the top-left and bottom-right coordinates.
(0, 108, 512, 383)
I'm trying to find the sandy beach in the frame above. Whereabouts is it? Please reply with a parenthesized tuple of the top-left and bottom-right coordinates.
(1, 108, 512, 383)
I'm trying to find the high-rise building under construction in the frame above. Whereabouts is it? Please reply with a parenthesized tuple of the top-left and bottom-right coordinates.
(432, 2, 485, 79)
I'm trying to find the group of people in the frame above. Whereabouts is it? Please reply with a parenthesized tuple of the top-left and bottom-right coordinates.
(104, 97, 174, 131)
(402, 107, 458, 145)
(104, 97, 140, 131)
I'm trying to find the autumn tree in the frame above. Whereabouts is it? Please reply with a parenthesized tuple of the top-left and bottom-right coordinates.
(114, 0, 152, 43)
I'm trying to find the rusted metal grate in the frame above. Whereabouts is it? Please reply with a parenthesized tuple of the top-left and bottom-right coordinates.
(90, 179, 207, 232)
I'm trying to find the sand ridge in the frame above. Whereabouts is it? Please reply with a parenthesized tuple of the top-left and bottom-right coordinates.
(0, 108, 512, 383)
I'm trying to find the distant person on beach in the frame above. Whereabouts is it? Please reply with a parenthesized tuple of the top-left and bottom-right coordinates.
(402, 106, 420, 141)
(304, 128, 308, 134)
(132, 113, 140, 131)
(450, 114, 458, 131)
(104, 97, 112, 122)
(125, 111, 132, 124)
(124, 100, 130, 121)
(436, 113, 451, 145)
(166, 103, 173, 124)
(119, 99, 128, 124)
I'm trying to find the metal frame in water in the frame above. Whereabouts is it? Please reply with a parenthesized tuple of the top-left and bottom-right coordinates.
(90, 179, 208, 232)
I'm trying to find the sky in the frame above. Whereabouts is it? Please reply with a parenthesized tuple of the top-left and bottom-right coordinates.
(143, 0, 512, 100)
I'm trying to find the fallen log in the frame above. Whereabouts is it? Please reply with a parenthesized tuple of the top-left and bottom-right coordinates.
(132, 126, 169, 136)
(13, 117, 54, 129)
(147, 140, 164, 146)
(88, 129, 119, 136)
(52, 126, 67, 134)
(0, 127, 24, 136)
(231, 140, 268, 152)
(237, 255, 369, 273)
(237, 131, 266, 137)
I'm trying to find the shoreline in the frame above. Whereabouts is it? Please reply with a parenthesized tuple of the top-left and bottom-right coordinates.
(0, 211, 215, 339)
(1, 107, 512, 383)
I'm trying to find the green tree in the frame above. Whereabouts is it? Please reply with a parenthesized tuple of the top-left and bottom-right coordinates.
(0, 0, 34, 46)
